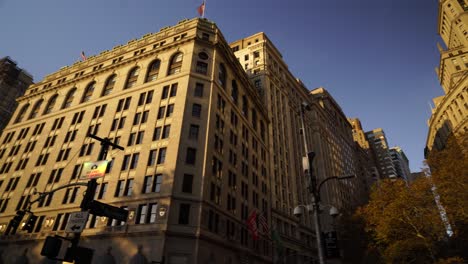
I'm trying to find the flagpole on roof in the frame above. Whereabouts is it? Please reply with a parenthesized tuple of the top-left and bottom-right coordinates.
(202, 0, 206, 18)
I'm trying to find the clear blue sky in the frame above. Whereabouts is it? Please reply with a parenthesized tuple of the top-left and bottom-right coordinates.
(0, 0, 442, 172)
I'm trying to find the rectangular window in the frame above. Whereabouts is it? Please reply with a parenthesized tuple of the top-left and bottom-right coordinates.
(124, 179, 134, 196)
(149, 203, 157, 223)
(121, 154, 130, 170)
(186, 148, 196, 165)
(170, 83, 178, 97)
(97, 183, 108, 199)
(133, 113, 141, 125)
(178, 203, 190, 225)
(166, 104, 174, 117)
(157, 148, 167, 164)
(162, 125, 170, 139)
(196, 61, 208, 74)
(153, 126, 162, 141)
(127, 133, 136, 146)
(115, 180, 125, 197)
(182, 174, 193, 193)
(148, 149, 157, 166)
(137, 204, 148, 224)
(141, 110, 149, 123)
(189, 124, 199, 140)
(153, 174, 162, 192)
(194, 83, 204, 97)
(192, 104, 202, 118)
(143, 175, 153, 193)
(130, 153, 139, 169)
(157, 106, 166, 119)
(136, 131, 144, 144)
(161, 85, 170, 99)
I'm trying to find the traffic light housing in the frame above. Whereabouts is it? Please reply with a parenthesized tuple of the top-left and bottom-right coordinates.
(41, 236, 63, 259)
(22, 213, 38, 233)
(80, 180, 98, 210)
(5, 210, 26, 235)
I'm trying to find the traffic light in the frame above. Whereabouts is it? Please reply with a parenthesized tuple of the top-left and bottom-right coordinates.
(80, 180, 98, 210)
(5, 210, 26, 235)
(41, 236, 63, 259)
(22, 213, 38, 233)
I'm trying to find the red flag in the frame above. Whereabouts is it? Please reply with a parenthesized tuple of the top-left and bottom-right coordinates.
(197, 1, 205, 17)
(258, 212, 269, 236)
(247, 210, 259, 240)
(80, 51, 87, 61)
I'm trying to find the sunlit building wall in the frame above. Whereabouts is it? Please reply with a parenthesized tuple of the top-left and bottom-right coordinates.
(0, 18, 273, 264)
(426, 0, 468, 155)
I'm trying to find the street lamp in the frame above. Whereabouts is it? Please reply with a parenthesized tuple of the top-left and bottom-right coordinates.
(299, 100, 355, 264)
(307, 174, 354, 264)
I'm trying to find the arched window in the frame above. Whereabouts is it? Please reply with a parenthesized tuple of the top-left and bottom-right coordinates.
(168, 52, 183, 75)
(146, 60, 161, 82)
(81, 81, 96, 103)
(101, 74, 116, 96)
(218, 63, 227, 88)
(28, 99, 44, 119)
(14, 103, 30, 123)
(62, 88, 77, 109)
(231, 80, 238, 105)
(125, 67, 140, 89)
(43, 94, 58, 115)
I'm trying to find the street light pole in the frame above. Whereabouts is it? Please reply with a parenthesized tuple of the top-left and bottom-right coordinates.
(299, 102, 355, 264)
(299, 102, 326, 263)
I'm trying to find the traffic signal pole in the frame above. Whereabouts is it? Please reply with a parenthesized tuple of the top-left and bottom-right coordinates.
(69, 134, 124, 261)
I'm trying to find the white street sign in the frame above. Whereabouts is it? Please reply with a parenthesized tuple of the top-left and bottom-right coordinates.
(65, 211, 89, 233)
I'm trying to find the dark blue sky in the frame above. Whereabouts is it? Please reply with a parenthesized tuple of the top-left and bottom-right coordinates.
(0, 0, 442, 172)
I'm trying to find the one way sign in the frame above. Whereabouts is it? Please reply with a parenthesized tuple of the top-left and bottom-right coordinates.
(65, 211, 89, 233)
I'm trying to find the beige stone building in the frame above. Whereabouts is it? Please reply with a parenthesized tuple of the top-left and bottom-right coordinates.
(426, 0, 468, 154)
(0, 18, 272, 264)
(231, 33, 366, 262)
(0, 18, 368, 264)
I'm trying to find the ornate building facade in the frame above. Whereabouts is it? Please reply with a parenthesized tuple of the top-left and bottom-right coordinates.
(426, 0, 468, 155)
(230, 34, 365, 262)
(0, 18, 368, 264)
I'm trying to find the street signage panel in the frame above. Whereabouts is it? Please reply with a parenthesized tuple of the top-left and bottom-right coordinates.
(65, 211, 89, 233)
(80, 160, 108, 180)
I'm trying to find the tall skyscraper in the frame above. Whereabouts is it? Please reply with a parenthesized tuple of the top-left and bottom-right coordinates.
(389, 147, 411, 182)
(0, 57, 33, 134)
(0, 18, 367, 263)
(365, 128, 397, 179)
(426, 0, 468, 155)
(348, 118, 379, 192)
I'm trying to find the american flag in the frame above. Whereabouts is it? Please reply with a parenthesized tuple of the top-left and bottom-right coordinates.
(246, 210, 259, 240)
(258, 212, 269, 236)
(197, 0, 206, 17)
(80, 51, 87, 61)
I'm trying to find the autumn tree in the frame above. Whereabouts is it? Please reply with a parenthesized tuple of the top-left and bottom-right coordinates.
(356, 178, 448, 263)
(426, 133, 468, 260)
